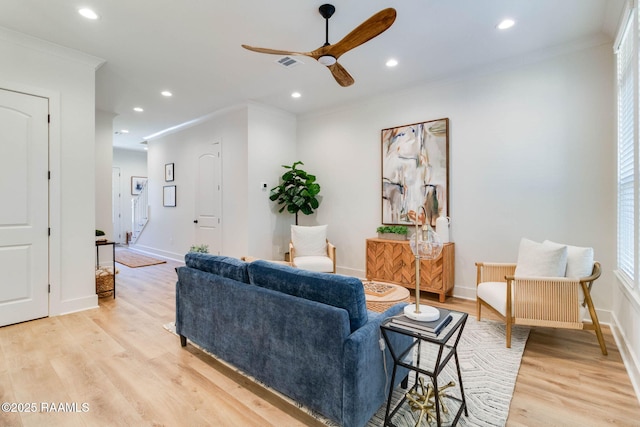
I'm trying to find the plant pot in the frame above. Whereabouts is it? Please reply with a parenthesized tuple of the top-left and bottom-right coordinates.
(377, 233, 407, 241)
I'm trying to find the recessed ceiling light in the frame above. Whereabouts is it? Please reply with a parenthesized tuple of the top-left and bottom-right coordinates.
(386, 58, 398, 67)
(497, 19, 515, 30)
(291, 92, 301, 98)
(120, 129, 129, 134)
(78, 8, 99, 20)
(133, 107, 144, 112)
(161, 91, 172, 97)
(143, 147, 148, 151)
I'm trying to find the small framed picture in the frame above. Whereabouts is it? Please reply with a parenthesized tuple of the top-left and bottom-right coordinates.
(131, 176, 147, 195)
(163, 185, 176, 207)
(165, 163, 174, 182)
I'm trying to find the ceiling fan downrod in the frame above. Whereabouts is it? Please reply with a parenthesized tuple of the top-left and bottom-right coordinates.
(318, 4, 337, 65)
(319, 4, 335, 47)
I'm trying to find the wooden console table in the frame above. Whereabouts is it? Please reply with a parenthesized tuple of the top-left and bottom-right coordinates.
(365, 239, 454, 302)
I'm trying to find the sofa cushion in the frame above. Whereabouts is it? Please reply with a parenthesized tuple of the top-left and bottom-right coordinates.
(291, 225, 328, 257)
(247, 260, 368, 332)
(514, 238, 568, 277)
(184, 253, 249, 283)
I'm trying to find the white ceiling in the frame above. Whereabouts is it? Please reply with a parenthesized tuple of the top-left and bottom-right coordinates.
(0, 0, 625, 151)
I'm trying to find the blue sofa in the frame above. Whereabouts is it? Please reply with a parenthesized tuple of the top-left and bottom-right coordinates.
(176, 253, 410, 427)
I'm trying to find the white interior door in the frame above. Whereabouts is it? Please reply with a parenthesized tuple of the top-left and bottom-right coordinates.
(0, 88, 49, 327)
(195, 141, 222, 255)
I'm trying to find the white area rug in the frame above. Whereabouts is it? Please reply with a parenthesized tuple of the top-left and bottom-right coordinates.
(164, 316, 529, 427)
(368, 316, 530, 427)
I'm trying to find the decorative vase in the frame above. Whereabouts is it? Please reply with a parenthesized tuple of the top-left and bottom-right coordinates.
(409, 223, 443, 260)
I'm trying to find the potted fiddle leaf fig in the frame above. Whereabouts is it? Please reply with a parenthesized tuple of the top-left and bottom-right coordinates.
(270, 161, 321, 225)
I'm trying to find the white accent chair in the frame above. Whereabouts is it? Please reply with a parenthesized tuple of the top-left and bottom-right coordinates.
(476, 238, 607, 355)
(289, 225, 336, 273)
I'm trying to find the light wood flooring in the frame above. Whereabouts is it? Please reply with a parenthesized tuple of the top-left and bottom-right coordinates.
(0, 251, 638, 426)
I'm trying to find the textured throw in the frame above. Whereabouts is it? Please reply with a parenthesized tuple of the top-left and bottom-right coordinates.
(115, 250, 166, 268)
(165, 315, 528, 427)
(368, 317, 530, 427)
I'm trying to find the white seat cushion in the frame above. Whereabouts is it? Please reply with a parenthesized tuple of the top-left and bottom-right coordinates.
(477, 281, 513, 317)
(291, 225, 328, 257)
(293, 256, 334, 273)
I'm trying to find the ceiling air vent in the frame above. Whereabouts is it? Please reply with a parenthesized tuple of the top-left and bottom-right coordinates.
(276, 56, 303, 68)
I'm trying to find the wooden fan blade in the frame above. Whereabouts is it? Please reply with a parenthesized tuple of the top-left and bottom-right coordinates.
(325, 8, 396, 59)
(328, 62, 355, 87)
(241, 44, 309, 57)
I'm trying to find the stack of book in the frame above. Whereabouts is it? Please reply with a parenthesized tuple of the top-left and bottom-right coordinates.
(389, 308, 453, 338)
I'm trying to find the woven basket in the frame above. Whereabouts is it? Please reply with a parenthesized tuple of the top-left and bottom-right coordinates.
(95, 266, 117, 298)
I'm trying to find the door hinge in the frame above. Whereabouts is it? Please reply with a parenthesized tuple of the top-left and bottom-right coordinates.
(48, 284, 51, 293)
(47, 114, 50, 123)
(48, 171, 51, 180)
(48, 228, 51, 236)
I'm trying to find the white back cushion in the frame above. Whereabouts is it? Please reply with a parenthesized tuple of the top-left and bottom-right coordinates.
(544, 240, 594, 278)
(291, 225, 328, 257)
(514, 238, 568, 277)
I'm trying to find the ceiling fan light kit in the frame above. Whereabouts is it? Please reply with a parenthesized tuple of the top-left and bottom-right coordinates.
(242, 4, 396, 87)
(318, 55, 337, 66)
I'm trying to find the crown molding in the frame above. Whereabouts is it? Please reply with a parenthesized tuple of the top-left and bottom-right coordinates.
(0, 25, 105, 70)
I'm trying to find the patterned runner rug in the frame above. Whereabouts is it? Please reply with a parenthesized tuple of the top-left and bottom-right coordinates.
(164, 315, 529, 427)
(115, 249, 166, 268)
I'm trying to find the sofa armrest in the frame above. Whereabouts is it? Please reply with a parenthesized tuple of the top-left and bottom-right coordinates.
(342, 303, 410, 427)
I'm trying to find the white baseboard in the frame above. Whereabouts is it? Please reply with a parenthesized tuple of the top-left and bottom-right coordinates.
(611, 313, 640, 405)
(338, 266, 365, 277)
(453, 285, 477, 301)
(128, 244, 185, 264)
(53, 295, 99, 316)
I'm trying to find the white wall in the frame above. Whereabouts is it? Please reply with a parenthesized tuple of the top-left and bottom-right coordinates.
(135, 103, 297, 262)
(0, 27, 103, 315)
(247, 103, 297, 259)
(136, 106, 250, 260)
(613, 281, 640, 402)
(113, 148, 148, 244)
(297, 42, 616, 315)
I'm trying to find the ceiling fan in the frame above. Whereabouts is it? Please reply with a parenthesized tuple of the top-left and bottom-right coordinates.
(241, 4, 397, 87)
